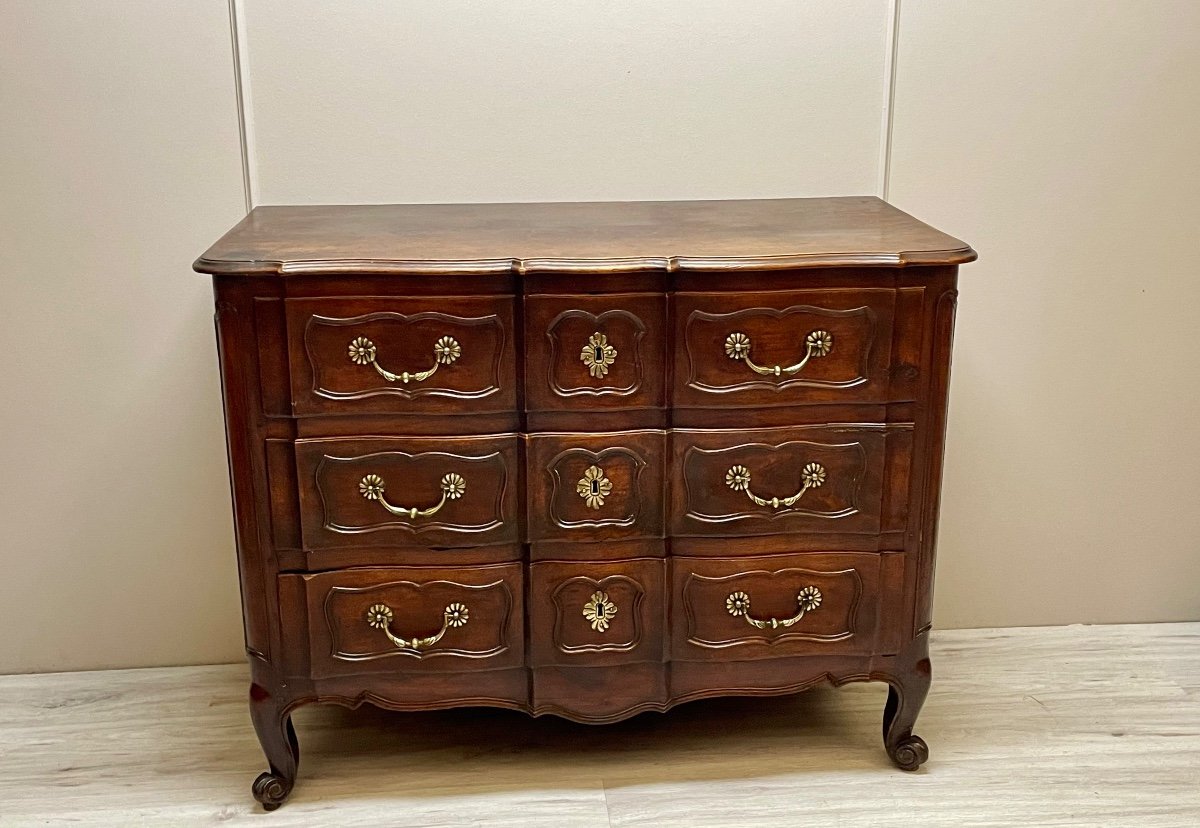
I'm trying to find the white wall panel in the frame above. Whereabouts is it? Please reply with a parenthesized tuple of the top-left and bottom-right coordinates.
(888, 1, 1200, 627)
(241, 1, 891, 204)
(0, 1, 248, 672)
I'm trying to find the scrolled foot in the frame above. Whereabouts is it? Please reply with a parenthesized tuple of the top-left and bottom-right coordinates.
(881, 634, 932, 772)
(249, 682, 300, 809)
(889, 734, 929, 771)
(252, 771, 293, 811)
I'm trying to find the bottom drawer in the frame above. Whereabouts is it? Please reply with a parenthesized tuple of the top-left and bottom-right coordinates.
(288, 564, 524, 679)
(528, 558, 666, 667)
(670, 552, 900, 661)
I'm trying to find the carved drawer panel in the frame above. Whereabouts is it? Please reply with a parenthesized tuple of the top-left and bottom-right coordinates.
(670, 553, 889, 662)
(291, 564, 524, 679)
(524, 293, 666, 412)
(285, 296, 517, 416)
(673, 288, 897, 407)
(670, 425, 908, 538)
(528, 559, 666, 667)
(295, 435, 519, 550)
(526, 431, 666, 542)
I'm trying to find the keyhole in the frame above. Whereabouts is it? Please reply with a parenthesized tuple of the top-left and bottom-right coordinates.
(594, 346, 604, 363)
(591, 480, 600, 495)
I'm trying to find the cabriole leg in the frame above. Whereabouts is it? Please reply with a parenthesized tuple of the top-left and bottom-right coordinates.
(882, 639, 932, 771)
(249, 683, 299, 810)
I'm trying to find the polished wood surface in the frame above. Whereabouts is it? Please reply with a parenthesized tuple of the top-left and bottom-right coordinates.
(674, 287, 901, 407)
(284, 295, 518, 417)
(195, 197, 976, 275)
(669, 552, 896, 661)
(196, 198, 969, 808)
(669, 425, 898, 538)
(524, 292, 667, 413)
(289, 564, 525, 679)
(293, 434, 521, 550)
(528, 557, 667, 667)
(3, 624, 1197, 826)
(526, 430, 667, 543)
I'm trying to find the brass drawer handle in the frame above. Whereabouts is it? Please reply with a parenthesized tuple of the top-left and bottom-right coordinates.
(347, 335, 461, 384)
(724, 329, 832, 377)
(726, 586, 823, 630)
(358, 472, 465, 519)
(365, 602, 469, 650)
(725, 462, 826, 509)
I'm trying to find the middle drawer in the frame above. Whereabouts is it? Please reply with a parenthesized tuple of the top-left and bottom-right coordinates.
(285, 424, 909, 558)
(295, 434, 521, 551)
(670, 424, 909, 539)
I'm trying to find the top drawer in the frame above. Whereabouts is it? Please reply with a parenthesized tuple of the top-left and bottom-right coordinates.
(285, 296, 517, 416)
(673, 288, 898, 408)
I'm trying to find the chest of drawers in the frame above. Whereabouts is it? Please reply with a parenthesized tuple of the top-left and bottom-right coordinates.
(195, 197, 973, 809)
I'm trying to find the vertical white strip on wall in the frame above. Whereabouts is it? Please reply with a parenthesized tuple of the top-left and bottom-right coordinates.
(228, 0, 257, 211)
(877, 0, 901, 199)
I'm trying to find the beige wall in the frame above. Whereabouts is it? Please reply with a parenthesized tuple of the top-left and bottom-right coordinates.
(0, 1, 247, 673)
(240, 0, 891, 204)
(888, 0, 1200, 627)
(2, 2, 1197, 673)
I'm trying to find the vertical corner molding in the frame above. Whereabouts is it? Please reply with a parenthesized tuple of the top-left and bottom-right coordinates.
(227, 0, 257, 212)
(877, 0, 901, 200)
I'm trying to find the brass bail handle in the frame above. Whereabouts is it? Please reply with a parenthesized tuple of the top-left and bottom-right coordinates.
(725, 586, 823, 630)
(365, 602, 469, 651)
(724, 329, 832, 377)
(347, 335, 461, 384)
(725, 462, 827, 509)
(358, 472, 466, 519)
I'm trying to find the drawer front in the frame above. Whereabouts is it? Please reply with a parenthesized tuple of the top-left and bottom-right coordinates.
(526, 431, 666, 542)
(295, 435, 519, 550)
(524, 293, 666, 411)
(673, 288, 896, 407)
(286, 296, 517, 416)
(670, 425, 901, 538)
(529, 558, 666, 667)
(295, 564, 524, 678)
(670, 553, 885, 661)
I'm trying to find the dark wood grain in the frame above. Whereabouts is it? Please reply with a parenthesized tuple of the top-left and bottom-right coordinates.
(293, 434, 520, 551)
(525, 430, 666, 543)
(673, 288, 899, 407)
(194, 197, 975, 276)
(199, 198, 967, 806)
(669, 425, 905, 538)
(290, 564, 525, 679)
(524, 292, 667, 412)
(669, 552, 891, 662)
(528, 558, 666, 667)
(285, 295, 517, 417)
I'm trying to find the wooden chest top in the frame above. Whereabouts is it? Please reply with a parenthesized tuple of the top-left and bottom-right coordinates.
(194, 196, 975, 276)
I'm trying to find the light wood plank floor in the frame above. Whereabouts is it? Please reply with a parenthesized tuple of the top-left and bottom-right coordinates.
(1, 623, 1197, 827)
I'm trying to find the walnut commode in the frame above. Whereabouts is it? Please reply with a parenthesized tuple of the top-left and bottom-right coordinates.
(195, 197, 973, 809)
